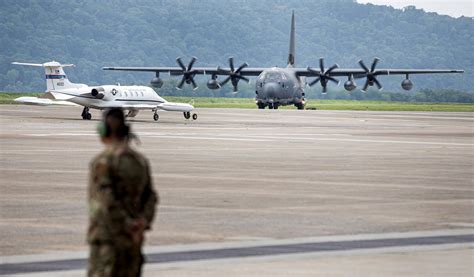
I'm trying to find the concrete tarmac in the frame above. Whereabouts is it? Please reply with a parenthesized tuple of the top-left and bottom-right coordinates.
(0, 105, 473, 275)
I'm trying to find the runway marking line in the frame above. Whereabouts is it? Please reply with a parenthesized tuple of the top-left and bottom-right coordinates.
(20, 133, 473, 146)
(1, 229, 473, 275)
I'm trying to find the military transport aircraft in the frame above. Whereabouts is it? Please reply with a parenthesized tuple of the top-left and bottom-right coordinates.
(12, 61, 197, 121)
(103, 11, 464, 110)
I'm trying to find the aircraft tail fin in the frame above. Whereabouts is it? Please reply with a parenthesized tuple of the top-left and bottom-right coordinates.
(287, 11, 296, 67)
(12, 61, 84, 92)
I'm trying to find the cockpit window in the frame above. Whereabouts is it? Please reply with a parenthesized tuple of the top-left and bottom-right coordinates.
(262, 71, 285, 81)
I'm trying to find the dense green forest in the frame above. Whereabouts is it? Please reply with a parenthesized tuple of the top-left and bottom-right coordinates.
(0, 0, 472, 101)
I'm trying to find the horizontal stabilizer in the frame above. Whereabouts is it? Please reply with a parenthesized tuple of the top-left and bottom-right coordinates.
(14, 97, 78, 106)
(12, 61, 75, 68)
(11, 62, 44, 67)
(12, 61, 81, 92)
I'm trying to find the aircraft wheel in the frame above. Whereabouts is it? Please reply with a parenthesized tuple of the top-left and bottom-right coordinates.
(153, 113, 159, 121)
(192, 113, 198, 120)
(184, 111, 191, 119)
(257, 103, 265, 109)
(81, 107, 90, 120)
(274, 104, 279, 110)
(268, 103, 274, 109)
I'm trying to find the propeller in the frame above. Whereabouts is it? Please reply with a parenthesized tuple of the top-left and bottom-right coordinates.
(307, 58, 339, 93)
(218, 57, 250, 92)
(358, 57, 383, 92)
(172, 57, 198, 90)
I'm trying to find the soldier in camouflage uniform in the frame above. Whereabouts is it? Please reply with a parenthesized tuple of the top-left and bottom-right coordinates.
(88, 108, 158, 277)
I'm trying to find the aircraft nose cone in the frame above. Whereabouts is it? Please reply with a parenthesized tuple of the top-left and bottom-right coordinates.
(263, 83, 279, 98)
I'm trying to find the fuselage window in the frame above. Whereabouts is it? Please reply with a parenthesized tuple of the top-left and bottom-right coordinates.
(124, 92, 128, 97)
(140, 91, 144, 97)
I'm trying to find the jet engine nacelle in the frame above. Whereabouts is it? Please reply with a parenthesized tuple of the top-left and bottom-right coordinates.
(401, 79, 413, 91)
(344, 80, 356, 91)
(207, 79, 221, 90)
(91, 87, 105, 99)
(150, 77, 163, 88)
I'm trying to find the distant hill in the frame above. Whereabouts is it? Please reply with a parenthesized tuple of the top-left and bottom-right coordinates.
(0, 0, 472, 95)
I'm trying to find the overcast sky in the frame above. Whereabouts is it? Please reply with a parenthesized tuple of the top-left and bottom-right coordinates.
(357, 0, 473, 18)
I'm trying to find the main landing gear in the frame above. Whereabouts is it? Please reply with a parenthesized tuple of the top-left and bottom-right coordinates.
(257, 102, 279, 109)
(152, 111, 197, 122)
(81, 107, 92, 120)
(183, 111, 198, 120)
(295, 103, 305, 110)
(268, 103, 279, 109)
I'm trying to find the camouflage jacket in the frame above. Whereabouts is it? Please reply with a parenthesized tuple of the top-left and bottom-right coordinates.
(88, 142, 158, 244)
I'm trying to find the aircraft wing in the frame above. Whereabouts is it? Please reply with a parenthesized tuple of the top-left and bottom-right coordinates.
(293, 57, 463, 78)
(103, 57, 463, 92)
(293, 58, 463, 91)
(103, 66, 205, 75)
(103, 62, 265, 91)
(113, 104, 158, 109)
(205, 67, 265, 77)
(102, 66, 265, 76)
(293, 68, 464, 77)
(104, 65, 463, 79)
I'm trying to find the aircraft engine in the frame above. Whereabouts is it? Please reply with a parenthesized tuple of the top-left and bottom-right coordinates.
(401, 78, 413, 91)
(307, 57, 339, 93)
(172, 57, 199, 90)
(91, 87, 105, 99)
(207, 79, 220, 90)
(344, 80, 356, 91)
(358, 58, 383, 92)
(344, 74, 356, 91)
(150, 76, 163, 88)
(217, 57, 250, 92)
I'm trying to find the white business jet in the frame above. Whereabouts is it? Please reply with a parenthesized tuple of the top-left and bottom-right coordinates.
(12, 61, 197, 121)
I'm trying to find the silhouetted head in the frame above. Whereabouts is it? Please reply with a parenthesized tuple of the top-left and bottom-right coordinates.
(97, 108, 130, 142)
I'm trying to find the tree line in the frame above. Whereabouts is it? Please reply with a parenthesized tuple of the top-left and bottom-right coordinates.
(1, 0, 472, 99)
